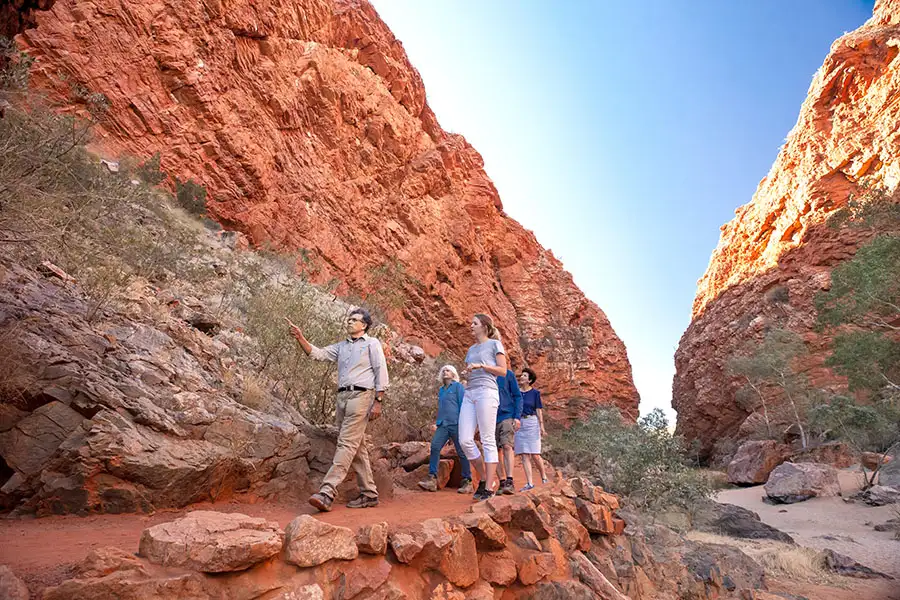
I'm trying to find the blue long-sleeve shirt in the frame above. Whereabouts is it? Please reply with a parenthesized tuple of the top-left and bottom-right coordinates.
(496, 370, 523, 422)
(436, 381, 465, 426)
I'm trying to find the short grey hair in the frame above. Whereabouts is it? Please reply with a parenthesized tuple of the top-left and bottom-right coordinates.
(438, 364, 460, 384)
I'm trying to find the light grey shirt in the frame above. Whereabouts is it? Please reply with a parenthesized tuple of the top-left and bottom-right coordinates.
(309, 334, 389, 392)
(464, 338, 505, 391)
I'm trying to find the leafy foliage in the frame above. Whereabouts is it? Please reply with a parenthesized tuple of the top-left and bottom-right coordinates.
(549, 407, 713, 512)
(727, 329, 811, 448)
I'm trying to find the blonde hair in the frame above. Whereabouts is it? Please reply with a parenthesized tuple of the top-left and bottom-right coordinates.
(473, 313, 501, 340)
(438, 364, 460, 384)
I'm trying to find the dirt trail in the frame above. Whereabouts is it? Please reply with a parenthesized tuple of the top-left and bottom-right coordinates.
(0, 465, 538, 592)
(717, 468, 900, 579)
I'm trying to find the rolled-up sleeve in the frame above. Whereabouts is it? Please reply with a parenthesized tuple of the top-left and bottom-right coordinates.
(369, 339, 389, 392)
(309, 342, 339, 362)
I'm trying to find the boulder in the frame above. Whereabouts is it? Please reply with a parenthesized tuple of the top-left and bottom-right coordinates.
(479, 550, 517, 586)
(878, 456, 900, 487)
(0, 565, 29, 600)
(138, 511, 283, 572)
(691, 502, 795, 543)
(791, 442, 854, 469)
(390, 518, 454, 564)
(551, 512, 591, 553)
(574, 498, 614, 534)
(517, 552, 556, 586)
(283, 515, 358, 567)
(863, 485, 900, 506)
(325, 556, 392, 599)
(861, 452, 892, 472)
(356, 521, 389, 555)
(515, 531, 542, 551)
(726, 440, 790, 485)
(764, 462, 840, 504)
(464, 580, 494, 600)
(438, 522, 479, 588)
(454, 512, 508, 550)
(0, 401, 85, 475)
(437, 459, 453, 489)
(822, 548, 892, 579)
(570, 552, 629, 600)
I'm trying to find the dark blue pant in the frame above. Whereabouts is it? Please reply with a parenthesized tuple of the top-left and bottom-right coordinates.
(429, 423, 471, 480)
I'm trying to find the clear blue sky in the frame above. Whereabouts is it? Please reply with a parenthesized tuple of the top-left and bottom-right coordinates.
(371, 0, 875, 421)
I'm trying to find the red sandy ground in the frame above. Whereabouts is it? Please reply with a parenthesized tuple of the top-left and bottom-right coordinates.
(0, 465, 534, 594)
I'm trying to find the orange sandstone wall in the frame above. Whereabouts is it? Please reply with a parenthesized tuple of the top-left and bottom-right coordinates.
(17, 0, 639, 422)
(674, 0, 900, 458)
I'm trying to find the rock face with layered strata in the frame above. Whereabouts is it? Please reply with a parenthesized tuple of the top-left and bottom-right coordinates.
(16, 0, 638, 422)
(674, 0, 900, 460)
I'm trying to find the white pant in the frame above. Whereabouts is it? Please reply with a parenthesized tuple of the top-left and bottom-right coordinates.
(459, 386, 500, 463)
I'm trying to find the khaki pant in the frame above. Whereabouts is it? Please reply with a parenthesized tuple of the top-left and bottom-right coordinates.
(319, 389, 378, 500)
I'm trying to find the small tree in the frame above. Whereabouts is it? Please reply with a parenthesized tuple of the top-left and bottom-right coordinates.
(549, 407, 712, 512)
(809, 395, 900, 489)
(727, 329, 811, 448)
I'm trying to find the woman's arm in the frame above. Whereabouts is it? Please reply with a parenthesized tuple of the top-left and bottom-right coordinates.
(536, 407, 546, 436)
(470, 352, 507, 377)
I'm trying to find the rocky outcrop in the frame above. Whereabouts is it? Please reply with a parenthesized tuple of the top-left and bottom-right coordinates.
(674, 0, 900, 459)
(35, 480, 775, 600)
(0, 255, 386, 515)
(16, 0, 639, 423)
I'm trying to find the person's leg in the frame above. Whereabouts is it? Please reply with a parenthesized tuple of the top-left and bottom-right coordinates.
(495, 420, 507, 481)
(448, 425, 472, 481)
(458, 397, 484, 485)
(319, 390, 373, 501)
(504, 445, 515, 482)
(534, 454, 548, 482)
(419, 425, 450, 492)
(476, 390, 500, 495)
(521, 453, 534, 487)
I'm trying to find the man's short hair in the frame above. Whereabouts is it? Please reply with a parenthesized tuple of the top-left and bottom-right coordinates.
(350, 308, 373, 332)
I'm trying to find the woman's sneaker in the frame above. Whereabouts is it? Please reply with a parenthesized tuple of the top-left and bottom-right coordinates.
(541, 477, 548, 485)
(472, 481, 487, 500)
(519, 483, 535, 492)
(457, 478, 474, 494)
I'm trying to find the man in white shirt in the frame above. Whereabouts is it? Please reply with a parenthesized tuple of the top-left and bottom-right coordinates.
(289, 308, 388, 511)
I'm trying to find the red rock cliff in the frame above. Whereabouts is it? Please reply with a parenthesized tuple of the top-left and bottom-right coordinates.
(16, 0, 638, 422)
(674, 0, 900, 459)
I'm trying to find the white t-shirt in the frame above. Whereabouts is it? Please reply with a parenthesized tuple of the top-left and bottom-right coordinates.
(464, 339, 505, 391)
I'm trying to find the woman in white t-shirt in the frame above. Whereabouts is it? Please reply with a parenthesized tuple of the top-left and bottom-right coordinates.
(460, 313, 508, 501)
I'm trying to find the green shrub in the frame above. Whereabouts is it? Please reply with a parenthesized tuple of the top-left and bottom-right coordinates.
(548, 407, 713, 512)
(174, 178, 208, 216)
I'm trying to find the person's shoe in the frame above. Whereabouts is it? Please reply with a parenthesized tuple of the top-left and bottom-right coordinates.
(475, 488, 495, 502)
(499, 478, 514, 495)
(472, 481, 486, 500)
(457, 478, 474, 494)
(417, 475, 438, 492)
(346, 494, 379, 509)
(519, 483, 535, 492)
(541, 477, 549, 485)
(308, 492, 333, 512)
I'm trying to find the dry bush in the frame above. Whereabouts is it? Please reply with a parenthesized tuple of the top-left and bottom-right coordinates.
(686, 532, 833, 584)
(239, 373, 271, 411)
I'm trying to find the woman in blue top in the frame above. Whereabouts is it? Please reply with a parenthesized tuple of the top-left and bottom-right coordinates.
(460, 313, 508, 501)
(417, 365, 473, 494)
(514, 367, 548, 490)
